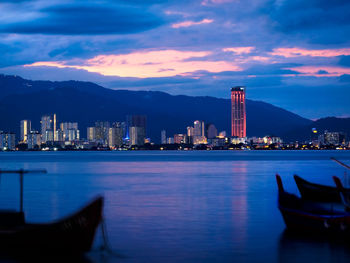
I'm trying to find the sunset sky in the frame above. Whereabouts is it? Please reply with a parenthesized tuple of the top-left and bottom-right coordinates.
(1, 0, 350, 119)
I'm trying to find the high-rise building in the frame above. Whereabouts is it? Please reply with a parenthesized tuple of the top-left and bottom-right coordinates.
(161, 130, 166, 144)
(127, 115, 146, 146)
(130, 126, 146, 146)
(174, 134, 186, 144)
(108, 122, 124, 147)
(193, 120, 206, 144)
(0, 132, 16, 150)
(87, 127, 96, 141)
(60, 122, 79, 141)
(28, 131, 41, 149)
(40, 115, 53, 143)
(231, 86, 246, 138)
(95, 121, 110, 145)
(53, 114, 57, 141)
(20, 120, 31, 143)
(206, 123, 217, 139)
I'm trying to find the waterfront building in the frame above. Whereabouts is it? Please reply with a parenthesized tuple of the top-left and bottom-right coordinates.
(43, 129, 54, 143)
(20, 120, 31, 143)
(56, 129, 64, 142)
(174, 134, 186, 144)
(60, 122, 79, 141)
(95, 121, 110, 145)
(167, 137, 174, 144)
(87, 127, 96, 141)
(108, 122, 124, 147)
(161, 130, 166, 144)
(231, 86, 246, 138)
(206, 123, 217, 139)
(28, 131, 41, 149)
(0, 132, 16, 150)
(41, 115, 52, 143)
(319, 131, 346, 146)
(193, 120, 206, 144)
(219, 131, 227, 138)
(130, 126, 146, 146)
(231, 137, 247, 145)
(127, 115, 146, 146)
(53, 114, 57, 141)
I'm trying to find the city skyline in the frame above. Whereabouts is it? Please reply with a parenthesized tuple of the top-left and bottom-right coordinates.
(0, 1, 349, 119)
(0, 84, 348, 151)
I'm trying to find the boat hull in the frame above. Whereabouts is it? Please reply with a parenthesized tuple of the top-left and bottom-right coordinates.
(0, 196, 103, 254)
(294, 175, 350, 203)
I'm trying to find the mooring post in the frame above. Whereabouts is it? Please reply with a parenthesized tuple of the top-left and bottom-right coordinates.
(19, 169, 24, 213)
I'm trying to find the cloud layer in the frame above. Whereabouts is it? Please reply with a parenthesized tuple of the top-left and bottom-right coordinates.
(0, 0, 350, 118)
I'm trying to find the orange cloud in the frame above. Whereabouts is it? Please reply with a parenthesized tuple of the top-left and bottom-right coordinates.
(222, 47, 255, 55)
(285, 66, 350, 77)
(25, 50, 242, 78)
(271, 47, 350, 58)
(171, 19, 213, 28)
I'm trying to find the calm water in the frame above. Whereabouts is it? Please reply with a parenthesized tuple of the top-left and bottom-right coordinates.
(0, 150, 350, 262)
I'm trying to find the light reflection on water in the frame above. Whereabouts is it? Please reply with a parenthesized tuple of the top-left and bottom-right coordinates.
(0, 151, 349, 262)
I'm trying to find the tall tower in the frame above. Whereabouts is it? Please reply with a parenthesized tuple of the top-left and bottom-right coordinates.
(20, 120, 31, 143)
(231, 86, 246, 138)
(53, 113, 57, 141)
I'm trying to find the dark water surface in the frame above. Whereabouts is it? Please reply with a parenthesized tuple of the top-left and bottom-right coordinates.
(1, 150, 350, 262)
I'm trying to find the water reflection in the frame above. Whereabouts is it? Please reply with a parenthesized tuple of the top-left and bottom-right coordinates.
(278, 229, 350, 263)
(0, 151, 349, 262)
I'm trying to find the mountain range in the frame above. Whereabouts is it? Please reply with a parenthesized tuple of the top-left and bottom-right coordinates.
(0, 74, 349, 143)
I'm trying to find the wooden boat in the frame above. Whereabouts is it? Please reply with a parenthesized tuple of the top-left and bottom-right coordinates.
(0, 169, 104, 255)
(276, 174, 350, 235)
(293, 175, 349, 203)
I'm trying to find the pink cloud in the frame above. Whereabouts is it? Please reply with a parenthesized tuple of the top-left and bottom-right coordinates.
(271, 47, 350, 58)
(201, 0, 237, 5)
(171, 19, 214, 28)
(25, 50, 242, 78)
(285, 66, 350, 77)
(222, 46, 255, 55)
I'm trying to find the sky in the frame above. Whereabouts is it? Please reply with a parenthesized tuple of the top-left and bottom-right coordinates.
(0, 0, 350, 119)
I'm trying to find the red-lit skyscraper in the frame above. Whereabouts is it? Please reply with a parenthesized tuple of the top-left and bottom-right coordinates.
(231, 86, 246, 138)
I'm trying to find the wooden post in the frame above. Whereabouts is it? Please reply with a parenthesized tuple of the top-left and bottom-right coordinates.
(19, 169, 24, 213)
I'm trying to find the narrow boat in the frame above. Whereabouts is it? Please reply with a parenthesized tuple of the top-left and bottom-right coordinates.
(276, 174, 350, 235)
(294, 175, 349, 203)
(0, 169, 104, 255)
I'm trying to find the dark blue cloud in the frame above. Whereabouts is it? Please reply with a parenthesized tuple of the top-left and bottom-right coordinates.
(338, 56, 350, 67)
(265, 0, 350, 44)
(0, 3, 164, 35)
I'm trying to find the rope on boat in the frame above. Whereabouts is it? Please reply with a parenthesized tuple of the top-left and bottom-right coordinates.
(99, 215, 124, 258)
(331, 157, 350, 170)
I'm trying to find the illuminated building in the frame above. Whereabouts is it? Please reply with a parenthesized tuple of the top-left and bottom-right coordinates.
(161, 130, 166, 144)
(130, 126, 146, 146)
(193, 120, 206, 144)
(0, 132, 16, 150)
(319, 131, 346, 146)
(127, 115, 146, 146)
(20, 120, 31, 143)
(231, 86, 246, 138)
(87, 127, 96, 141)
(60, 122, 79, 142)
(174, 134, 186, 144)
(206, 123, 217, 139)
(44, 129, 54, 143)
(53, 114, 57, 141)
(41, 115, 52, 143)
(94, 121, 110, 145)
(108, 122, 124, 147)
(28, 131, 41, 149)
(167, 137, 174, 144)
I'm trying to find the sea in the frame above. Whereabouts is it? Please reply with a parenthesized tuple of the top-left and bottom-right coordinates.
(0, 150, 350, 263)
